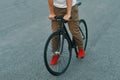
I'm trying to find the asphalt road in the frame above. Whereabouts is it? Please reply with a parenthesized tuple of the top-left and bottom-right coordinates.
(0, 0, 120, 80)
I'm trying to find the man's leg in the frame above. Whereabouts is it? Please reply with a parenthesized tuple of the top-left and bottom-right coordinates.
(50, 7, 66, 65)
(68, 5, 83, 49)
(68, 5, 85, 58)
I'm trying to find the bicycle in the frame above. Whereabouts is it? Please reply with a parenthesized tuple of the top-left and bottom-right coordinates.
(44, 2, 88, 76)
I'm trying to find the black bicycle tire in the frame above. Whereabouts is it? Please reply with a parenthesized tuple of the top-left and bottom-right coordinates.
(79, 19, 88, 50)
(44, 31, 72, 76)
(74, 19, 88, 57)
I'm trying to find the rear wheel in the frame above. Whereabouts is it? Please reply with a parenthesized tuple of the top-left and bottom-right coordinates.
(75, 19, 88, 55)
(79, 19, 88, 50)
(44, 31, 72, 76)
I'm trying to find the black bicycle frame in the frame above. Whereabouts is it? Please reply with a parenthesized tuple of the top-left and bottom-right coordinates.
(59, 21, 76, 48)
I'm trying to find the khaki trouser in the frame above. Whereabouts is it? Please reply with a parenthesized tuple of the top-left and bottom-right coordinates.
(51, 5, 83, 52)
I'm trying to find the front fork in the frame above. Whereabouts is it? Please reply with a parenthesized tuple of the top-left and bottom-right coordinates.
(55, 30, 64, 55)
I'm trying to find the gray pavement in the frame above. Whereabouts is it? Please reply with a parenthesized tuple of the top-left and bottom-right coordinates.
(0, 0, 120, 80)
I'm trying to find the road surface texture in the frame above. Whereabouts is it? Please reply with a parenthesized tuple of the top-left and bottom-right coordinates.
(0, 0, 120, 80)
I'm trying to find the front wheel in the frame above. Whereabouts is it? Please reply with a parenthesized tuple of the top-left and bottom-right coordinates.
(44, 31, 72, 76)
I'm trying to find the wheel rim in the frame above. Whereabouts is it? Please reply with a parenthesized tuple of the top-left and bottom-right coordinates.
(44, 33, 71, 75)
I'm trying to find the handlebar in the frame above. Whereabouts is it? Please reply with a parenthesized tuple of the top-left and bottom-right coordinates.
(54, 16, 64, 20)
(54, 16, 69, 23)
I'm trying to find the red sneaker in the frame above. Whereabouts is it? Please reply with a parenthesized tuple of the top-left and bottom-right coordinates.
(77, 48, 85, 58)
(50, 54, 60, 65)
